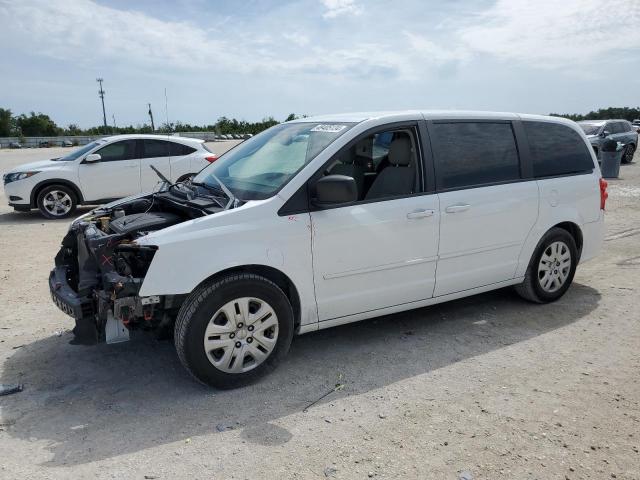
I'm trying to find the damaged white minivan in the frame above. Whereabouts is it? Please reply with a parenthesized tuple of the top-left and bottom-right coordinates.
(49, 111, 606, 388)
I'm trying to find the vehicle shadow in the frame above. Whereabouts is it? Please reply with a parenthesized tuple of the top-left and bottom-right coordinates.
(0, 283, 600, 467)
(0, 207, 93, 226)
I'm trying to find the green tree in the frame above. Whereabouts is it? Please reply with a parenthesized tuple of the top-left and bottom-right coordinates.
(15, 112, 59, 136)
(65, 123, 82, 135)
(0, 108, 13, 136)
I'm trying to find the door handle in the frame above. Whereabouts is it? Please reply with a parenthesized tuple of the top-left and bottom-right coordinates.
(445, 203, 471, 213)
(406, 209, 435, 219)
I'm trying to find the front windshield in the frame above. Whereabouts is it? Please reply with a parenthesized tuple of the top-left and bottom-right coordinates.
(578, 123, 603, 136)
(54, 141, 103, 161)
(193, 122, 354, 200)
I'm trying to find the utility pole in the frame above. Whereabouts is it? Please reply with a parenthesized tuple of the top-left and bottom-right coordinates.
(96, 78, 107, 134)
(112, 114, 116, 129)
(148, 103, 155, 131)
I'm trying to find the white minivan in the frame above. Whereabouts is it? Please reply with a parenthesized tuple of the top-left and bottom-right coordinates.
(3, 134, 218, 218)
(49, 111, 606, 388)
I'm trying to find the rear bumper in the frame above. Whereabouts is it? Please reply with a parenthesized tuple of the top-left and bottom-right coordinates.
(580, 212, 605, 264)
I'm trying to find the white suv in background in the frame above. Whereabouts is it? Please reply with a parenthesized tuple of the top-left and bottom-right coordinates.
(49, 111, 605, 388)
(3, 134, 218, 218)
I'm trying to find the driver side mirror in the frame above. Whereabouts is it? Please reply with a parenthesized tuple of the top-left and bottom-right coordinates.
(84, 153, 101, 163)
(601, 130, 611, 137)
(312, 175, 357, 208)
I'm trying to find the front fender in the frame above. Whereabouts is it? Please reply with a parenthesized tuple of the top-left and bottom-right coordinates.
(137, 205, 317, 325)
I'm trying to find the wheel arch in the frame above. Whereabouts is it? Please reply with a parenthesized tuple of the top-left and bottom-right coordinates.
(30, 179, 84, 207)
(193, 264, 302, 330)
(552, 221, 583, 258)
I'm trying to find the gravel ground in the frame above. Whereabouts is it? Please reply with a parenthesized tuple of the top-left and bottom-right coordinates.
(1, 146, 639, 480)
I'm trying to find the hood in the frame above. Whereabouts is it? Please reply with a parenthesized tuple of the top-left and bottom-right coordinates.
(6, 158, 68, 173)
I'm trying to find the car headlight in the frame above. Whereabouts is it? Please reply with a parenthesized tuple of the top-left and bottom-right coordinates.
(3, 171, 40, 184)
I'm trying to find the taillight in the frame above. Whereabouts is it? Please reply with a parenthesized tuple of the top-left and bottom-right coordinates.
(599, 178, 608, 210)
(205, 155, 219, 163)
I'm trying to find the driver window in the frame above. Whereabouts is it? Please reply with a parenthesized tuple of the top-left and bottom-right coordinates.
(95, 140, 137, 162)
(325, 128, 420, 201)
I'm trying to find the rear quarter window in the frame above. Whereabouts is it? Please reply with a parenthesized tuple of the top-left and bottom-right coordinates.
(524, 122, 594, 178)
(431, 122, 520, 190)
(170, 142, 197, 156)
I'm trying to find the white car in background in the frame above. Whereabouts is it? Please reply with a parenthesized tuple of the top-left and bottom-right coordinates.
(2, 134, 218, 218)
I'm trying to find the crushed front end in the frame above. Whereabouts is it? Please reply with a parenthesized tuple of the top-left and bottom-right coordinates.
(49, 187, 224, 344)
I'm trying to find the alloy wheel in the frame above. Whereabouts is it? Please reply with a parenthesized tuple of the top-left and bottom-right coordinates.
(42, 190, 73, 216)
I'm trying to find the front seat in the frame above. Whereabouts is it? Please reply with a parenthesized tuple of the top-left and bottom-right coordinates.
(331, 139, 368, 199)
(365, 136, 415, 200)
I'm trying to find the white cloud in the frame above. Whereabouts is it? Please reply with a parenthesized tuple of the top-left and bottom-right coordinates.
(320, 0, 363, 19)
(282, 32, 310, 47)
(459, 0, 640, 68)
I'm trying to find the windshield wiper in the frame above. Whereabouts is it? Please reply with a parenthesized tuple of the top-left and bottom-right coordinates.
(193, 175, 237, 209)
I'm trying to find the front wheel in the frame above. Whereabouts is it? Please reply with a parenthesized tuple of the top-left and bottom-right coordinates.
(174, 273, 294, 389)
(621, 144, 635, 164)
(515, 228, 578, 303)
(36, 184, 78, 219)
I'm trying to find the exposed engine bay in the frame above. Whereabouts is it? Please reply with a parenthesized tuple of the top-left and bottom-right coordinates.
(49, 180, 235, 344)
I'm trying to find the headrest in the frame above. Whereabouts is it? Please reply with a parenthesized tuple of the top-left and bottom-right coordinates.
(388, 136, 412, 166)
(354, 137, 373, 159)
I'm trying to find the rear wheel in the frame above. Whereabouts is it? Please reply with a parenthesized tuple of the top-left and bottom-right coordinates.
(622, 144, 635, 164)
(174, 273, 294, 389)
(36, 184, 77, 219)
(515, 228, 578, 303)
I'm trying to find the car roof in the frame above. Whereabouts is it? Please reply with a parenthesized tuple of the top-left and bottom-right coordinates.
(289, 110, 570, 124)
(102, 134, 205, 145)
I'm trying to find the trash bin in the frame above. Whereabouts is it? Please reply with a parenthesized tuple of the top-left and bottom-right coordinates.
(600, 139, 624, 178)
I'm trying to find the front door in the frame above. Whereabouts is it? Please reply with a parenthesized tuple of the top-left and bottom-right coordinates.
(78, 139, 140, 201)
(310, 125, 440, 321)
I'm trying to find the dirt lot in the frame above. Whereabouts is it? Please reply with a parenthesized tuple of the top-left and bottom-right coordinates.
(1, 145, 639, 480)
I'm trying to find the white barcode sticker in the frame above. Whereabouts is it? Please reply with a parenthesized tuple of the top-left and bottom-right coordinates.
(310, 124, 347, 133)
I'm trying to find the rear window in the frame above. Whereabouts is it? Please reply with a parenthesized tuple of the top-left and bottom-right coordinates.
(169, 142, 196, 156)
(524, 122, 594, 178)
(142, 139, 171, 158)
(431, 122, 520, 190)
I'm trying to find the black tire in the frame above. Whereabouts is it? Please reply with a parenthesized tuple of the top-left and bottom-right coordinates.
(621, 144, 635, 164)
(515, 227, 578, 303)
(36, 184, 78, 219)
(174, 273, 294, 389)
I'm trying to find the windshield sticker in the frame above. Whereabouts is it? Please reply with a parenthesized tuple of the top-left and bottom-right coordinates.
(310, 124, 347, 133)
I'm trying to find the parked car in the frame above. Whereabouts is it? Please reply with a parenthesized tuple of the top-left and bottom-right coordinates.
(9, 142, 22, 149)
(48, 111, 605, 388)
(39, 141, 50, 148)
(632, 119, 640, 133)
(578, 119, 638, 163)
(2, 134, 218, 218)
(62, 140, 73, 147)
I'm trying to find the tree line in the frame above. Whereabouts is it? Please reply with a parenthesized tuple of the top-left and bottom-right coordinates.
(3, 106, 640, 138)
(549, 107, 640, 122)
(0, 108, 302, 138)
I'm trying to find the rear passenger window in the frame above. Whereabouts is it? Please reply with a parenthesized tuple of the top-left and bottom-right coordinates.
(142, 139, 171, 158)
(431, 122, 520, 189)
(524, 122, 594, 178)
(169, 142, 196, 156)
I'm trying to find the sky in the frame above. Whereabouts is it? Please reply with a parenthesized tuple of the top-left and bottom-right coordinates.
(0, 0, 639, 128)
